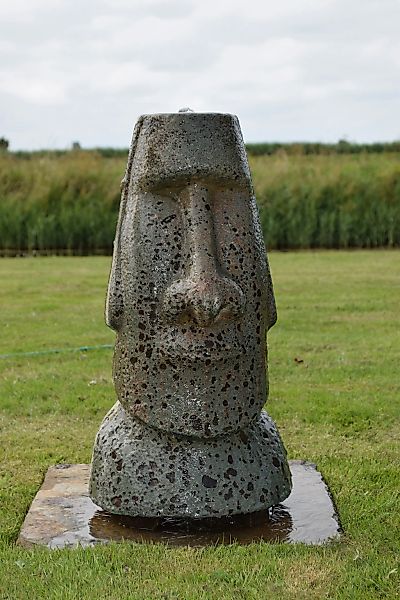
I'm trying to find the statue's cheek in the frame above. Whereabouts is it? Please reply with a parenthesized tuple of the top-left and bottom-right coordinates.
(121, 193, 184, 313)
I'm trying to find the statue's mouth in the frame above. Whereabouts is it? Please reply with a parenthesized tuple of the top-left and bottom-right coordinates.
(157, 325, 246, 362)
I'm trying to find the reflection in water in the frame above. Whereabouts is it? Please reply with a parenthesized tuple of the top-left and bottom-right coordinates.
(89, 507, 293, 547)
(87, 462, 342, 547)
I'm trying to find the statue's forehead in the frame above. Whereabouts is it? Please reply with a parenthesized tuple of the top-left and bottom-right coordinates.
(129, 113, 251, 189)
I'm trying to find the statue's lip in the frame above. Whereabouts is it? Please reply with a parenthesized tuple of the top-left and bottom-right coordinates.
(157, 327, 246, 362)
(158, 344, 243, 362)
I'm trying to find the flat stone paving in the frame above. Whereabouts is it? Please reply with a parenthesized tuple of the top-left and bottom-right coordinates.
(18, 461, 341, 548)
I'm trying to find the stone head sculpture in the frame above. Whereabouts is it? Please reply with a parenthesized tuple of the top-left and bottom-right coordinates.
(90, 112, 291, 519)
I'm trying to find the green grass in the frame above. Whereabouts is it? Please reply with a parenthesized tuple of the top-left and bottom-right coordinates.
(0, 251, 399, 599)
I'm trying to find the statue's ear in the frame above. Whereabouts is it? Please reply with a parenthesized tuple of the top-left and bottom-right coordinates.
(105, 117, 144, 330)
(265, 256, 277, 330)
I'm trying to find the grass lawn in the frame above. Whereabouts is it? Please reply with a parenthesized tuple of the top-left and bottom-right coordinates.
(0, 251, 399, 599)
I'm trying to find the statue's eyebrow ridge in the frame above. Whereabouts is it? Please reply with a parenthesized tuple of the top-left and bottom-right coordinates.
(138, 174, 250, 195)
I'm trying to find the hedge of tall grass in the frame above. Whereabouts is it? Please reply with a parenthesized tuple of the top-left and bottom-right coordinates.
(0, 152, 121, 254)
(252, 153, 400, 249)
(0, 150, 399, 253)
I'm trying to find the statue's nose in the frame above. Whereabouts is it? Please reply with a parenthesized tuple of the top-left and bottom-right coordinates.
(162, 183, 245, 327)
(163, 275, 244, 327)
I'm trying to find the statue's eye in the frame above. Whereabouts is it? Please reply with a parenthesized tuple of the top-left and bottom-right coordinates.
(145, 178, 188, 199)
(155, 186, 183, 200)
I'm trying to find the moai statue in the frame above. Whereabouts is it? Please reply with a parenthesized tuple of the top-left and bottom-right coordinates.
(89, 111, 292, 518)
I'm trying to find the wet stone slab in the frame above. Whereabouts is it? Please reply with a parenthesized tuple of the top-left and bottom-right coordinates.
(18, 461, 342, 549)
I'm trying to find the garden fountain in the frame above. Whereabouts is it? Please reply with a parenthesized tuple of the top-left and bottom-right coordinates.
(18, 111, 341, 548)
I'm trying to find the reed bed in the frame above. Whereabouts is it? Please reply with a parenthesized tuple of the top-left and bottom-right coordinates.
(0, 151, 399, 253)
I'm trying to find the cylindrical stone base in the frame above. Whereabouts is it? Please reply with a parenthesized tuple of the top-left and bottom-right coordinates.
(89, 402, 292, 519)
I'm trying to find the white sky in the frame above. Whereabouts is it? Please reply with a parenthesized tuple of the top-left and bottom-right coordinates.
(1, 0, 399, 149)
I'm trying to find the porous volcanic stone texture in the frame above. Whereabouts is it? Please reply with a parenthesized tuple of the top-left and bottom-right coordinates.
(90, 403, 291, 518)
(90, 111, 292, 517)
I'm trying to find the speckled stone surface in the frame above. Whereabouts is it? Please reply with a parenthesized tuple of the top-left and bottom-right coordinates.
(18, 462, 341, 548)
(90, 403, 291, 517)
(89, 111, 292, 517)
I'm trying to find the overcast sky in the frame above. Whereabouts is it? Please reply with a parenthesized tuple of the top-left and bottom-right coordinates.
(1, 0, 399, 149)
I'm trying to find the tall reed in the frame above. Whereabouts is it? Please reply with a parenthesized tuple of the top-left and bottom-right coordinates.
(0, 151, 399, 253)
